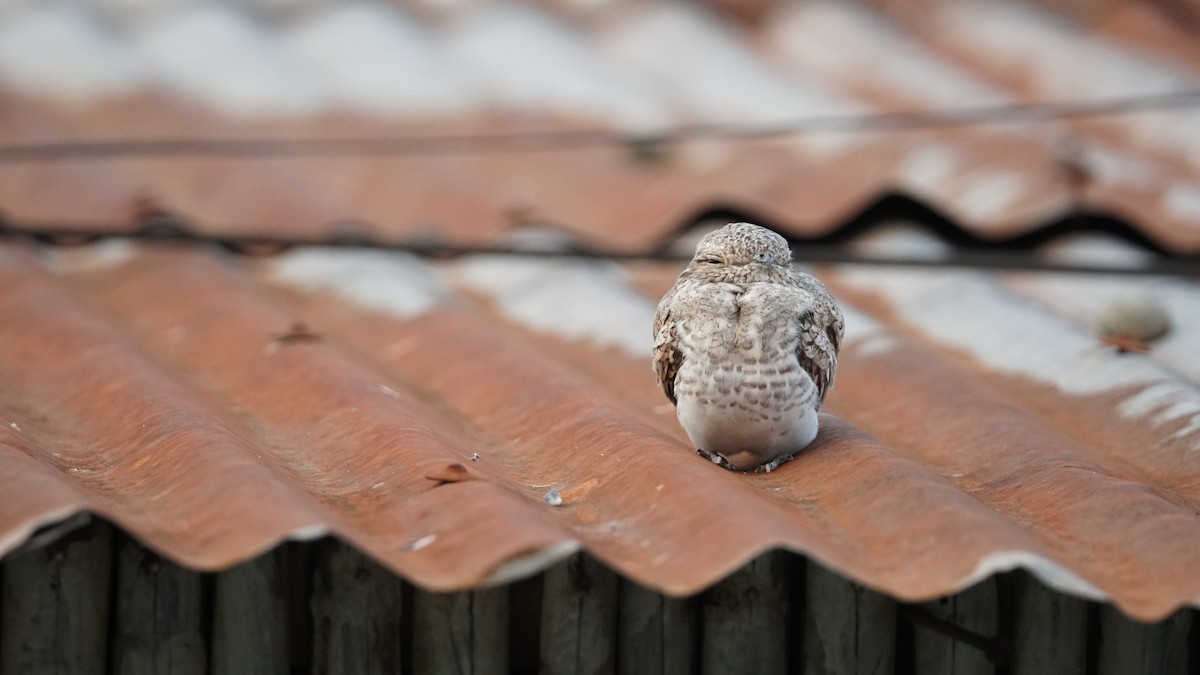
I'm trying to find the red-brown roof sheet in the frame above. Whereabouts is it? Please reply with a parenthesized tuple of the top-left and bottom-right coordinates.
(2, 0, 1200, 623)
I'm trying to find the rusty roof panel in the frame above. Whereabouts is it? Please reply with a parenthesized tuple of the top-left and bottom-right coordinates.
(0, 245, 329, 564)
(0, 98, 145, 228)
(3, 0, 1200, 625)
(2, 1, 1200, 251)
(3, 239, 1198, 620)
(37, 244, 580, 586)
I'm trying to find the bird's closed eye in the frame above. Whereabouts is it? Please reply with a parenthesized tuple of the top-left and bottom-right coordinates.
(702, 256, 723, 264)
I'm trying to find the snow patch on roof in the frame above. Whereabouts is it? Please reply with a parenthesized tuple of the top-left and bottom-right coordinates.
(90, 0, 202, 26)
(0, 3, 146, 102)
(1165, 183, 1200, 226)
(1075, 142, 1160, 190)
(1119, 384, 1200, 439)
(966, 550, 1106, 601)
(454, 255, 656, 357)
(939, 3, 1195, 100)
(849, 222, 952, 263)
(0, 0, 37, 17)
(285, 3, 477, 116)
(1039, 234, 1155, 270)
(445, 4, 669, 131)
(136, 5, 324, 116)
(937, 2, 1200, 170)
(484, 539, 580, 586)
(1002, 273, 1200, 387)
(955, 169, 1027, 224)
(839, 303, 896, 357)
(600, 3, 863, 127)
(288, 523, 329, 542)
(270, 248, 446, 318)
(771, 1, 1009, 108)
(39, 238, 136, 272)
(837, 268, 1200, 444)
(897, 145, 959, 196)
(0, 504, 88, 561)
(897, 146, 1029, 228)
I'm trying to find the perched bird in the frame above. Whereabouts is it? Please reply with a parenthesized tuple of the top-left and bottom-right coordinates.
(653, 222, 844, 473)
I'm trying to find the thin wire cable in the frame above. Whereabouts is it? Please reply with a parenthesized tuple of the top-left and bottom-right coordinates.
(2, 91, 1199, 161)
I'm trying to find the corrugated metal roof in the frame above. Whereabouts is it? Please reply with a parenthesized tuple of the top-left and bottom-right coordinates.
(2, 0, 1199, 254)
(2, 0, 1200, 623)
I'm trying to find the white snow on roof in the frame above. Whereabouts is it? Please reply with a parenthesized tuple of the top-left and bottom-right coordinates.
(453, 255, 655, 357)
(836, 267, 1200, 446)
(269, 248, 446, 318)
(39, 238, 136, 272)
(484, 539, 581, 586)
(0, 3, 147, 103)
(135, 4, 325, 117)
(936, 2, 1200, 170)
(407, 0, 486, 15)
(897, 142, 1027, 224)
(893, 144, 1026, 226)
(896, 144, 960, 196)
(600, 3, 864, 127)
(770, 1, 1009, 109)
(849, 222, 952, 263)
(965, 550, 1105, 602)
(88, 0, 202, 26)
(1072, 142, 1160, 190)
(939, 3, 1195, 100)
(839, 302, 896, 357)
(285, 3, 477, 116)
(1038, 234, 1155, 270)
(1120, 384, 1200, 440)
(897, 142, 1031, 226)
(0, 0, 36, 16)
(235, 0, 331, 19)
(954, 168, 1028, 224)
(1165, 183, 1200, 226)
(444, 4, 669, 131)
(1003, 272, 1200, 388)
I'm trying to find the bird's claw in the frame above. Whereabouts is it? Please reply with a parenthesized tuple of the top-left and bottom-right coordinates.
(696, 447, 735, 470)
(696, 448, 795, 473)
(753, 453, 795, 474)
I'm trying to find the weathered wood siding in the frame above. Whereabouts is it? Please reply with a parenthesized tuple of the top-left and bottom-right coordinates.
(311, 540, 404, 674)
(803, 559, 896, 675)
(0, 520, 1196, 674)
(112, 532, 205, 675)
(0, 521, 111, 675)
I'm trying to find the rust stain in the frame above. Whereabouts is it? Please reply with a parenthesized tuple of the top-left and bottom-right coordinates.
(264, 321, 322, 356)
(425, 463, 479, 486)
(1098, 332, 1151, 354)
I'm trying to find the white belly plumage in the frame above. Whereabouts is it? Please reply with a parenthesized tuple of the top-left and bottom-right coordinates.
(673, 358, 820, 471)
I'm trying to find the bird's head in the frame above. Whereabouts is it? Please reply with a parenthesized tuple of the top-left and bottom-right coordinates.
(686, 222, 792, 282)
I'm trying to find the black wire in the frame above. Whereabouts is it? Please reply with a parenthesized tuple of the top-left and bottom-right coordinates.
(1, 91, 1199, 161)
(4, 220, 1199, 277)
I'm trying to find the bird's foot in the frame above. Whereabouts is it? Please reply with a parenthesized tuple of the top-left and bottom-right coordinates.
(754, 453, 795, 474)
(695, 447, 736, 470)
(696, 448, 795, 473)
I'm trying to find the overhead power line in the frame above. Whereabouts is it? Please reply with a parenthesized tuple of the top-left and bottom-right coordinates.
(1, 91, 1199, 162)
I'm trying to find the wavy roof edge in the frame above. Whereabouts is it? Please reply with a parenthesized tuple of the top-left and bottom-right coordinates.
(2, 0, 1200, 256)
(3, 190, 1199, 264)
(6, 486, 1199, 623)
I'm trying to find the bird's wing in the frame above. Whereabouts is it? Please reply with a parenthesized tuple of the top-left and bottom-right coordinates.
(792, 272, 845, 406)
(652, 284, 684, 406)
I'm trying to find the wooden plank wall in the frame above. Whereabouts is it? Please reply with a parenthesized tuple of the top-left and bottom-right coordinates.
(0, 519, 1196, 674)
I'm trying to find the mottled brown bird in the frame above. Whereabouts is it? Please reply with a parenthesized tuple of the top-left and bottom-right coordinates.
(653, 222, 844, 472)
